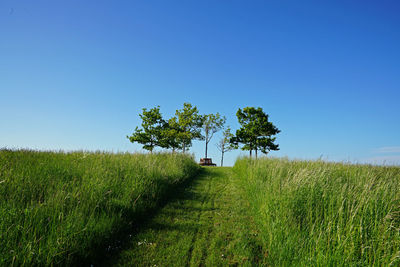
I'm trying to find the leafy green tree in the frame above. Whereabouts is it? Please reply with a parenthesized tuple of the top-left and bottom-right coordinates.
(161, 117, 183, 153)
(127, 106, 166, 153)
(232, 107, 280, 158)
(216, 127, 238, 166)
(202, 113, 226, 158)
(175, 103, 204, 153)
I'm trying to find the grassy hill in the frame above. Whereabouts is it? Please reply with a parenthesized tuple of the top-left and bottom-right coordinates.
(0, 149, 200, 266)
(2, 150, 399, 266)
(233, 157, 400, 266)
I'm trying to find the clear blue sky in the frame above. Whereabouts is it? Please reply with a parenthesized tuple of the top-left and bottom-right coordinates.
(1, 0, 400, 166)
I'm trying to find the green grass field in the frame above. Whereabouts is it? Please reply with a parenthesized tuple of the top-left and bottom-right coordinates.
(110, 167, 263, 266)
(233, 157, 400, 266)
(1, 150, 400, 266)
(0, 149, 200, 266)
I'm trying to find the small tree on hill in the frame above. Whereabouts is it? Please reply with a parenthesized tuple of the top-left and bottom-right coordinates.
(232, 107, 280, 158)
(175, 103, 204, 153)
(127, 106, 166, 153)
(216, 127, 238, 166)
(202, 113, 226, 158)
(161, 117, 183, 153)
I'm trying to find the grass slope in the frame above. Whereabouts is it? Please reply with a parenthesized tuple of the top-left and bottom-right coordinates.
(233, 157, 400, 266)
(4, 150, 398, 266)
(112, 167, 264, 266)
(0, 149, 200, 266)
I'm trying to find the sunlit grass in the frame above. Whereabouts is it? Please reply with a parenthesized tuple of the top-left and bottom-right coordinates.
(233, 157, 400, 266)
(0, 149, 200, 266)
(113, 167, 264, 266)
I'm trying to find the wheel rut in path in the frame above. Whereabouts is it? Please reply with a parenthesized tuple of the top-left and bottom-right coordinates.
(109, 167, 264, 266)
(186, 169, 214, 263)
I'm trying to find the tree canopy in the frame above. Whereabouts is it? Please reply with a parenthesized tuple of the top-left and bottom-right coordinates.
(127, 106, 166, 153)
(126, 104, 280, 163)
(232, 107, 280, 158)
(161, 117, 183, 152)
(202, 113, 226, 158)
(174, 103, 204, 153)
(216, 126, 238, 166)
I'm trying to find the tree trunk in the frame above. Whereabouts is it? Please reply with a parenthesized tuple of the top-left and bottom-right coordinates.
(221, 151, 224, 167)
(205, 130, 209, 159)
(250, 150, 252, 158)
(183, 143, 186, 153)
(255, 149, 258, 159)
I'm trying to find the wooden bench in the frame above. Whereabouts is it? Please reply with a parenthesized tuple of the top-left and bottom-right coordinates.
(199, 158, 217, 166)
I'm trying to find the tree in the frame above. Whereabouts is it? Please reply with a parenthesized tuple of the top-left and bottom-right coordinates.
(216, 127, 238, 166)
(161, 117, 183, 153)
(232, 107, 280, 158)
(127, 106, 166, 153)
(202, 113, 226, 158)
(174, 103, 204, 153)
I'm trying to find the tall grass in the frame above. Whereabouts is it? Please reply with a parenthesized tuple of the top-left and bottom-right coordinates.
(0, 149, 200, 266)
(233, 157, 400, 266)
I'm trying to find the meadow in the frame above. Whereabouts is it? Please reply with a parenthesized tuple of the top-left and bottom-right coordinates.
(0, 149, 200, 266)
(2, 149, 400, 266)
(233, 157, 400, 266)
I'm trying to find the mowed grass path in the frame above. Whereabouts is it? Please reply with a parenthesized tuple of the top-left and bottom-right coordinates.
(109, 167, 264, 266)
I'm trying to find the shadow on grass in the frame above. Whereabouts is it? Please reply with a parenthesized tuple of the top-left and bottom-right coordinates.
(74, 167, 210, 266)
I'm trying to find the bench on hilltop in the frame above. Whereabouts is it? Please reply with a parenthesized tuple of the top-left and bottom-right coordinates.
(199, 158, 217, 166)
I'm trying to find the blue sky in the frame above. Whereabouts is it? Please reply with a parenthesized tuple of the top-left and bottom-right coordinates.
(1, 0, 400, 166)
